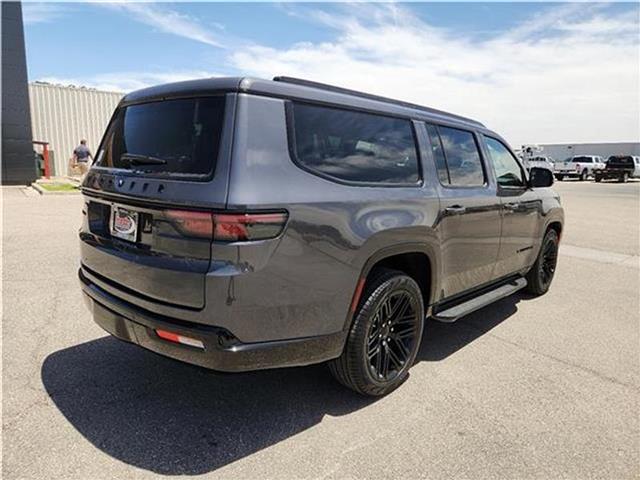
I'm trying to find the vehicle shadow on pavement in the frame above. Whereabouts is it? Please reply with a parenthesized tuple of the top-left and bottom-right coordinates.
(41, 338, 375, 475)
(41, 293, 524, 475)
(417, 293, 523, 362)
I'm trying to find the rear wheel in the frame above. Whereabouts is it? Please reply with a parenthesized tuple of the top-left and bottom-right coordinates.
(619, 172, 629, 183)
(594, 174, 602, 183)
(525, 229, 559, 296)
(555, 174, 564, 181)
(329, 269, 424, 396)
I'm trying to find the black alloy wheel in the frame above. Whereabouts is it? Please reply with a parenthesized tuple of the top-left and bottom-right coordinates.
(526, 229, 559, 295)
(366, 290, 419, 382)
(329, 269, 424, 396)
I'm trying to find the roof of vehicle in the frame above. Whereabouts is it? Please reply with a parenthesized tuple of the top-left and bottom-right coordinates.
(121, 76, 485, 129)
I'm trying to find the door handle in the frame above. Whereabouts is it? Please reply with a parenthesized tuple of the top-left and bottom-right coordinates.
(504, 202, 521, 211)
(444, 205, 466, 215)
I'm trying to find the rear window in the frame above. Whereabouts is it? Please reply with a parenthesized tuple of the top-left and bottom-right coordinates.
(572, 156, 592, 163)
(608, 156, 633, 165)
(95, 96, 225, 178)
(289, 103, 420, 185)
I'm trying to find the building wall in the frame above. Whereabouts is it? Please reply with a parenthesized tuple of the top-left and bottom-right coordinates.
(28, 82, 123, 176)
(2, 2, 35, 185)
(538, 142, 640, 161)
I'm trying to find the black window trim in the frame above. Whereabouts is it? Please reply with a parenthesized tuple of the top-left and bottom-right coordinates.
(284, 100, 424, 188)
(425, 122, 489, 190)
(91, 94, 228, 183)
(482, 134, 528, 192)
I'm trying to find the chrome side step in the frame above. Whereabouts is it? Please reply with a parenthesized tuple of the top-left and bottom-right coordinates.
(431, 277, 527, 323)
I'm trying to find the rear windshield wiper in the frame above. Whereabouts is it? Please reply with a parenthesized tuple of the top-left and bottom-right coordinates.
(121, 153, 167, 166)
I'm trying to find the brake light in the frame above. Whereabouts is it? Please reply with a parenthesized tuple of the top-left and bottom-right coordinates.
(165, 210, 287, 241)
(213, 212, 288, 241)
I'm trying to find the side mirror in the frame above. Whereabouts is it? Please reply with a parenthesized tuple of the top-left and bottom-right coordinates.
(529, 167, 554, 188)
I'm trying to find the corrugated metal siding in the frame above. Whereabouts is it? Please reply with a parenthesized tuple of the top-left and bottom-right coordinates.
(539, 143, 640, 161)
(28, 83, 123, 176)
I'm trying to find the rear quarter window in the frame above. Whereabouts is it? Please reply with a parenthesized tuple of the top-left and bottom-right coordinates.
(288, 102, 420, 185)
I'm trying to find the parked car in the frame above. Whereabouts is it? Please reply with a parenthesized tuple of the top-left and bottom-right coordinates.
(594, 155, 638, 183)
(79, 76, 563, 396)
(524, 155, 554, 172)
(554, 155, 605, 181)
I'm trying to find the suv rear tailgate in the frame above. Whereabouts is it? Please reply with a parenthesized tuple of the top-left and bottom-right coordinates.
(79, 93, 235, 311)
(81, 197, 212, 309)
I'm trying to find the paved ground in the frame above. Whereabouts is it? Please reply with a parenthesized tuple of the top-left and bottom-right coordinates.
(2, 180, 639, 479)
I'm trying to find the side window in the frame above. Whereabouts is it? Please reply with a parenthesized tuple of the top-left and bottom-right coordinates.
(437, 126, 485, 186)
(484, 136, 525, 188)
(290, 103, 420, 185)
(425, 124, 450, 184)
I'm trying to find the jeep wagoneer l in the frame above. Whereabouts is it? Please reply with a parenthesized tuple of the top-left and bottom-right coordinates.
(79, 77, 563, 396)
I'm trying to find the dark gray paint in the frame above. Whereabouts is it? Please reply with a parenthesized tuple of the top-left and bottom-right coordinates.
(1, 1, 35, 185)
(79, 77, 564, 371)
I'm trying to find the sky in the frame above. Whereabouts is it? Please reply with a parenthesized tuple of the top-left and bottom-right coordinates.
(22, 2, 640, 147)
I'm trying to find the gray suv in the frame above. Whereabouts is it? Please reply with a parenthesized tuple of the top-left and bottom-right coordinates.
(79, 77, 563, 396)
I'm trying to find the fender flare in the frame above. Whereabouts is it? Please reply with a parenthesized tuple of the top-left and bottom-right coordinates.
(341, 242, 440, 331)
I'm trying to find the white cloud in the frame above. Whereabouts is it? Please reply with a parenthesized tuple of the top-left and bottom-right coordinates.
(230, 3, 640, 145)
(103, 3, 224, 48)
(37, 70, 222, 93)
(22, 3, 67, 25)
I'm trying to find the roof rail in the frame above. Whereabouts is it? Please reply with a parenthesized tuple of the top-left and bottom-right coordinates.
(272, 76, 483, 127)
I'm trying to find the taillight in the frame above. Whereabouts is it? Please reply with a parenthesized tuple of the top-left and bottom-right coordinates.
(165, 210, 213, 238)
(213, 212, 288, 241)
(165, 210, 287, 242)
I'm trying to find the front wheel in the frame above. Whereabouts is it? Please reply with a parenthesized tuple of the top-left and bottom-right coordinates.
(555, 174, 564, 181)
(525, 229, 559, 296)
(580, 169, 588, 181)
(329, 269, 424, 396)
(619, 172, 629, 183)
(594, 174, 602, 183)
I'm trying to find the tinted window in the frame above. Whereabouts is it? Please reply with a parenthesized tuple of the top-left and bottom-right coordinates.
(425, 124, 450, 184)
(484, 136, 525, 187)
(290, 103, 419, 184)
(96, 97, 225, 177)
(572, 156, 592, 163)
(438, 126, 485, 186)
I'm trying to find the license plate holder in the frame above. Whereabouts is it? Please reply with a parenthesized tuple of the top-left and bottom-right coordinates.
(111, 206, 139, 242)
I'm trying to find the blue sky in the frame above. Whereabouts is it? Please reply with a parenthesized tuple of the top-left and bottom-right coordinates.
(23, 2, 640, 145)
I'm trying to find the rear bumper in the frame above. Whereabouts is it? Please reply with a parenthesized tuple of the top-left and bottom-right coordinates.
(594, 169, 631, 178)
(80, 269, 346, 372)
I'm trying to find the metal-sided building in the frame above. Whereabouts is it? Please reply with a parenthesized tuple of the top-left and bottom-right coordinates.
(537, 142, 640, 161)
(29, 82, 123, 176)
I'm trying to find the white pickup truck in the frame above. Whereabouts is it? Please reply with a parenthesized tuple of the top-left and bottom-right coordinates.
(554, 155, 606, 181)
(524, 155, 555, 172)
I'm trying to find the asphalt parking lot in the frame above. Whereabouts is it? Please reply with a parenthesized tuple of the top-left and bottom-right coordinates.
(2, 180, 639, 479)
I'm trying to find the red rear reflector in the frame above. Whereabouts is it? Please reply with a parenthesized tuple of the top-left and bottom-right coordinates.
(350, 278, 366, 313)
(156, 329, 205, 349)
(165, 210, 213, 238)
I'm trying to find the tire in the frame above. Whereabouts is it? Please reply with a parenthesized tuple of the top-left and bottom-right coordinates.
(328, 269, 425, 396)
(579, 169, 588, 181)
(525, 229, 559, 296)
(555, 174, 564, 181)
(619, 172, 629, 183)
(594, 175, 602, 183)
